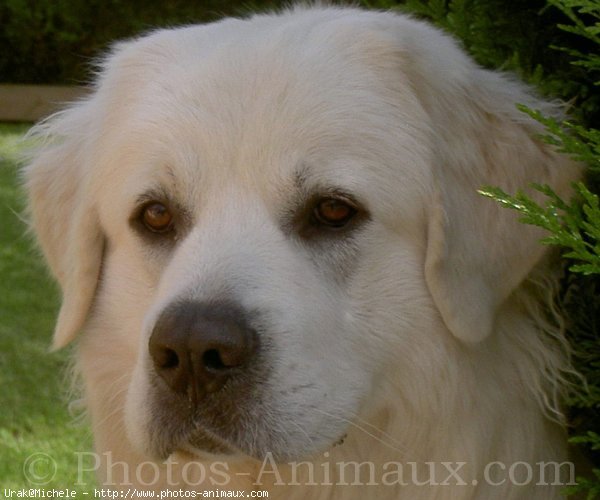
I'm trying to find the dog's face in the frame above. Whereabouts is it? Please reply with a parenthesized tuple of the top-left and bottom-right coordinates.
(93, 21, 436, 460)
(25, 7, 578, 465)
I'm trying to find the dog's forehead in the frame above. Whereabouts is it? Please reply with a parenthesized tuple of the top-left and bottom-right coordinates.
(95, 8, 433, 219)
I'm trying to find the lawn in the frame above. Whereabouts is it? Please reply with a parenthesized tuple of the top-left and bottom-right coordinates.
(0, 123, 95, 490)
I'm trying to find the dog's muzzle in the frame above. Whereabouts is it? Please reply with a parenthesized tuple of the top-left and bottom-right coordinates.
(149, 301, 259, 406)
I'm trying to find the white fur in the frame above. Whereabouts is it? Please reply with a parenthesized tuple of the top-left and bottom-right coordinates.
(24, 5, 581, 499)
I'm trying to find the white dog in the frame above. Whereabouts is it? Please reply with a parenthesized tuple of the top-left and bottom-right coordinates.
(25, 5, 581, 499)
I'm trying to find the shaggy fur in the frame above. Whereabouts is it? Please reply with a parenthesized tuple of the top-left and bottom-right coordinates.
(25, 5, 581, 499)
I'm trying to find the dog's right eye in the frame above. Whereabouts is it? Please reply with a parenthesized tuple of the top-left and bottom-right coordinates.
(141, 202, 174, 233)
(313, 197, 357, 228)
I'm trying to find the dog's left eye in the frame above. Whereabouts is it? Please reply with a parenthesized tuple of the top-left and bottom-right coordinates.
(141, 202, 174, 233)
(313, 197, 357, 228)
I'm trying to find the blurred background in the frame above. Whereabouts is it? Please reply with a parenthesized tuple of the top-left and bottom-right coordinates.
(1, 0, 598, 496)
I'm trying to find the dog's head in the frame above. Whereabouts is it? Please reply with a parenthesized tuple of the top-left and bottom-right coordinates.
(25, 7, 578, 462)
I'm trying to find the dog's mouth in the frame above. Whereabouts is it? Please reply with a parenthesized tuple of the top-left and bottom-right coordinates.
(145, 382, 242, 460)
(148, 393, 350, 464)
(175, 427, 349, 465)
(146, 379, 351, 463)
(176, 425, 236, 458)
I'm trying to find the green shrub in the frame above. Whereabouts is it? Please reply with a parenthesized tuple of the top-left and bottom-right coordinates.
(0, 0, 281, 84)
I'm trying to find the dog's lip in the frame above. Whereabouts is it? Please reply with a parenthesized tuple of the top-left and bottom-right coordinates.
(174, 424, 238, 459)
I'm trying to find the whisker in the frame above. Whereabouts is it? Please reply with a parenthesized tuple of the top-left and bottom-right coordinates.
(312, 408, 407, 455)
(289, 418, 315, 448)
(343, 411, 406, 449)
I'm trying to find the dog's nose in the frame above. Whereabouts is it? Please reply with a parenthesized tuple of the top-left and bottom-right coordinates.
(149, 301, 258, 401)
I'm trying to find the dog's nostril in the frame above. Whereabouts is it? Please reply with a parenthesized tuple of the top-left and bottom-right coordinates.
(159, 347, 179, 369)
(202, 349, 226, 371)
(151, 345, 180, 370)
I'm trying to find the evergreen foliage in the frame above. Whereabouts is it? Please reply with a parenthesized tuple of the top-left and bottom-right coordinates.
(0, 0, 280, 84)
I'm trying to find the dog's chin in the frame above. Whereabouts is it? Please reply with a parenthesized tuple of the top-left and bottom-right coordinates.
(179, 432, 350, 465)
(170, 429, 315, 464)
(148, 416, 349, 465)
(178, 428, 237, 458)
(136, 420, 234, 462)
(176, 430, 278, 463)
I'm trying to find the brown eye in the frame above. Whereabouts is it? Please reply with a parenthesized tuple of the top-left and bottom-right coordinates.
(142, 202, 173, 233)
(313, 198, 357, 227)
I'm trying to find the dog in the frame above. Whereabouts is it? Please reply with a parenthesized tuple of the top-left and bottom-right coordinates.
(24, 5, 582, 499)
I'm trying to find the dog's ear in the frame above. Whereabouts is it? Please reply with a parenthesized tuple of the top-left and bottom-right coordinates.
(393, 20, 581, 342)
(24, 104, 104, 350)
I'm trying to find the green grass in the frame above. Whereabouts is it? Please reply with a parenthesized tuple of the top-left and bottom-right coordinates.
(0, 123, 95, 490)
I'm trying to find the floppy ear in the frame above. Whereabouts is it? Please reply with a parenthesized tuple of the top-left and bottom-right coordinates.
(397, 21, 581, 342)
(24, 104, 104, 350)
